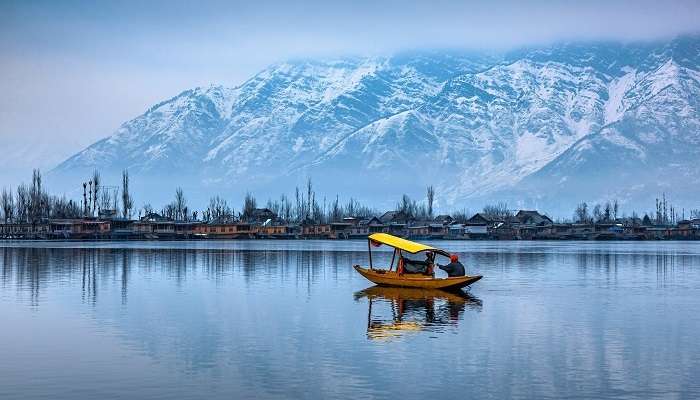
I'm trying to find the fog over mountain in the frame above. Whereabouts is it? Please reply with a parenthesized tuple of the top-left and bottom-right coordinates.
(51, 36, 700, 215)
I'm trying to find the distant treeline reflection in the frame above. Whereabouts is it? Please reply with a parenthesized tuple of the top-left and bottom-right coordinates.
(1, 246, 696, 306)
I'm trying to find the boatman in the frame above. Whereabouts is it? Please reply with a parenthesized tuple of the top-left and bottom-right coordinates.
(439, 254, 466, 277)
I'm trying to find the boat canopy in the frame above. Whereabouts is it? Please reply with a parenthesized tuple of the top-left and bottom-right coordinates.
(368, 233, 436, 254)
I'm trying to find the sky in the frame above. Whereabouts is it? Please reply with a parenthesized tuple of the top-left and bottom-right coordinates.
(1, 0, 699, 186)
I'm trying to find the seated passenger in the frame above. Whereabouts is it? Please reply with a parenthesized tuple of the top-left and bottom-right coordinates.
(439, 254, 466, 277)
(402, 252, 436, 275)
(402, 257, 428, 274)
(424, 252, 435, 276)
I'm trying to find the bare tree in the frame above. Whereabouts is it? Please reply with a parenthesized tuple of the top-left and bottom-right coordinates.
(27, 169, 50, 221)
(281, 194, 292, 222)
(592, 204, 602, 222)
(451, 208, 472, 224)
(266, 198, 280, 219)
(574, 202, 589, 223)
(397, 194, 416, 218)
(207, 196, 233, 222)
(294, 187, 301, 222)
(88, 180, 93, 215)
(82, 182, 88, 216)
(163, 203, 175, 220)
(482, 202, 512, 220)
(306, 178, 313, 221)
(99, 187, 111, 211)
(346, 197, 356, 217)
(311, 190, 317, 222)
(112, 188, 119, 216)
(603, 202, 612, 222)
(92, 170, 100, 216)
(662, 193, 668, 225)
(330, 195, 341, 222)
(1, 187, 14, 223)
(15, 184, 29, 223)
(311, 195, 322, 223)
(427, 186, 435, 219)
(30, 169, 42, 221)
(50, 196, 81, 219)
(121, 170, 133, 219)
(174, 187, 187, 221)
(343, 197, 375, 219)
(242, 192, 257, 221)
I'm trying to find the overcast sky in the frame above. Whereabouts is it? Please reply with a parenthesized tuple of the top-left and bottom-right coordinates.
(1, 0, 699, 185)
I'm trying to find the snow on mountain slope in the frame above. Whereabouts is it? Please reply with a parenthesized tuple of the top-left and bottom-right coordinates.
(58, 85, 233, 173)
(506, 56, 700, 211)
(52, 37, 700, 212)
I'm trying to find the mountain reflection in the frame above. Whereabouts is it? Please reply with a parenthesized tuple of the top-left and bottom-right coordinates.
(354, 286, 482, 340)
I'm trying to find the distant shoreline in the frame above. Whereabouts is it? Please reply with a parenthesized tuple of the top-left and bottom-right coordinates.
(2, 237, 699, 243)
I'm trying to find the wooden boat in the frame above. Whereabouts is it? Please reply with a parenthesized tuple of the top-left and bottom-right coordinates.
(354, 266, 481, 290)
(353, 233, 482, 290)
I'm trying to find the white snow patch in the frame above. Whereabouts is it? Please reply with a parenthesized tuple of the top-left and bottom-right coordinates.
(319, 136, 333, 151)
(292, 137, 305, 153)
(605, 70, 636, 124)
(516, 132, 547, 165)
(321, 60, 380, 102)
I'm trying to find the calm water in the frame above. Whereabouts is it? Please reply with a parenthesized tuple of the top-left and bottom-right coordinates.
(1, 240, 700, 399)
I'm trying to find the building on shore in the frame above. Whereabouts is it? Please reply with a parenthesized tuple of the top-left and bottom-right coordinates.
(1, 208, 698, 241)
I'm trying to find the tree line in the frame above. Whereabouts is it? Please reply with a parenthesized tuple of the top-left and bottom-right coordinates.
(1, 169, 134, 224)
(1, 169, 698, 226)
(1, 171, 440, 224)
(1, 169, 83, 223)
(573, 194, 697, 225)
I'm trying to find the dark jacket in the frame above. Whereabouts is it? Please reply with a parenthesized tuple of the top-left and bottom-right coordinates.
(439, 261, 465, 277)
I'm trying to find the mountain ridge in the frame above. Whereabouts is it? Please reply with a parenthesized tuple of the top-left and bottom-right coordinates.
(52, 36, 700, 214)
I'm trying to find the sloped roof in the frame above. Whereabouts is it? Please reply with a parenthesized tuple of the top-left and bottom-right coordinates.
(515, 210, 552, 225)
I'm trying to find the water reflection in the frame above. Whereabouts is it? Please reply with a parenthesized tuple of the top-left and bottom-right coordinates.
(1, 242, 700, 400)
(0, 246, 365, 304)
(354, 286, 482, 340)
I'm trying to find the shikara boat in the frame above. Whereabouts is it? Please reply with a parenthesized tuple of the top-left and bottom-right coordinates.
(353, 233, 482, 290)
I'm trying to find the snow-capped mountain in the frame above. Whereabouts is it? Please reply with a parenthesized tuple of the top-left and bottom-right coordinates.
(53, 37, 700, 213)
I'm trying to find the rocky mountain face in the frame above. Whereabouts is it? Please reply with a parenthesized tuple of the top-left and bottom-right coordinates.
(53, 37, 700, 214)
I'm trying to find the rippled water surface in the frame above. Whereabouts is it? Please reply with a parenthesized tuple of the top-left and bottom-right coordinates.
(1, 240, 700, 399)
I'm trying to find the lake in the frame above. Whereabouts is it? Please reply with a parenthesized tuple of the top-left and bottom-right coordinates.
(1, 240, 699, 399)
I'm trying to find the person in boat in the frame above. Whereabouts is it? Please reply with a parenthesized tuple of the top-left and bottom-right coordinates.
(439, 254, 466, 277)
(425, 252, 435, 276)
(401, 252, 435, 275)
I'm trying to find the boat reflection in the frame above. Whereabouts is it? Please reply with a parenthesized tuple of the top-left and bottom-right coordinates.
(354, 286, 482, 341)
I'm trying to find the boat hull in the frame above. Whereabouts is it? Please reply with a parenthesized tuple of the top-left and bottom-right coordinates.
(353, 265, 481, 290)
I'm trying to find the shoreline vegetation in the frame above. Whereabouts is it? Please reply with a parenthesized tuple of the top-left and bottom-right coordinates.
(1, 169, 699, 241)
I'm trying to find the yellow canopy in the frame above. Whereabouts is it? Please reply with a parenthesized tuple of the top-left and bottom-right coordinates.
(368, 233, 436, 254)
